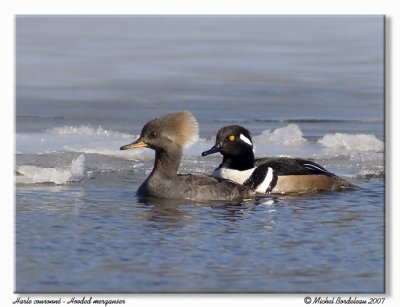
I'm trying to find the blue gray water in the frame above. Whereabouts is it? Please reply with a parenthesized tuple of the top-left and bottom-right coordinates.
(15, 16, 384, 293)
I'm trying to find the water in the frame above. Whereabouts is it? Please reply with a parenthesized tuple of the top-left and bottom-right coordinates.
(15, 16, 384, 293)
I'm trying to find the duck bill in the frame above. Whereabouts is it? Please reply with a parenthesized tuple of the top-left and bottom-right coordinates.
(201, 144, 221, 156)
(120, 138, 149, 150)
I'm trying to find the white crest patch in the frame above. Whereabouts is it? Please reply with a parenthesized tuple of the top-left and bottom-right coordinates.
(255, 167, 274, 193)
(239, 133, 253, 146)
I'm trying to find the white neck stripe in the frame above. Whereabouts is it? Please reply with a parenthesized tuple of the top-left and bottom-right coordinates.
(212, 167, 256, 185)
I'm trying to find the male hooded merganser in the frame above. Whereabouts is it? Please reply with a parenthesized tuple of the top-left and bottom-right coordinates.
(202, 125, 355, 194)
(120, 112, 253, 201)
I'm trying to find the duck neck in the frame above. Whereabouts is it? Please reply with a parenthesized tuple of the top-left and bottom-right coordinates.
(220, 152, 255, 171)
(151, 147, 182, 179)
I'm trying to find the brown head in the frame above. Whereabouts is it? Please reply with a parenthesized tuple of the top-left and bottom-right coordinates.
(120, 111, 199, 152)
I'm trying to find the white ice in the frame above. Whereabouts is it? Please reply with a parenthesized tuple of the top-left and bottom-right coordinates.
(16, 154, 85, 184)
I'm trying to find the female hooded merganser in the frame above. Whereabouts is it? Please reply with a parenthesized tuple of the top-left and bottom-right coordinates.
(202, 125, 355, 194)
(120, 112, 253, 201)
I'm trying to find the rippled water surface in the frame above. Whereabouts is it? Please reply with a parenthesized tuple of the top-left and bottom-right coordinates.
(16, 173, 384, 293)
(16, 16, 384, 292)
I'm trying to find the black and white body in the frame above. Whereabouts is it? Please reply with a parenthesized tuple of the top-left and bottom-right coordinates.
(120, 112, 254, 201)
(202, 125, 355, 194)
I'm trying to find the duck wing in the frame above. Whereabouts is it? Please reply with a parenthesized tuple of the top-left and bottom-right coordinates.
(254, 157, 334, 176)
(177, 174, 254, 201)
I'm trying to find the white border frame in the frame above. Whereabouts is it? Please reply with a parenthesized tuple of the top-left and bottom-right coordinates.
(2, 1, 398, 306)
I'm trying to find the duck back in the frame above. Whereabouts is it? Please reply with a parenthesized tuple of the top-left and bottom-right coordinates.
(137, 173, 253, 201)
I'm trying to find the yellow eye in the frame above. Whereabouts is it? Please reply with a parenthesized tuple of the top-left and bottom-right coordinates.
(229, 135, 235, 141)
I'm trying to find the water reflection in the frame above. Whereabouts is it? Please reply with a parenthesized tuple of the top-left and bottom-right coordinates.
(209, 203, 255, 223)
(137, 195, 280, 224)
(135, 196, 198, 228)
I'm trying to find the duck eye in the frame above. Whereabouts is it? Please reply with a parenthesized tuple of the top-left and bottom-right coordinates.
(228, 135, 235, 141)
(150, 131, 157, 138)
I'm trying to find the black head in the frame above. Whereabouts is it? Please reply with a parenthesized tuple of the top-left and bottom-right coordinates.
(202, 125, 254, 157)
